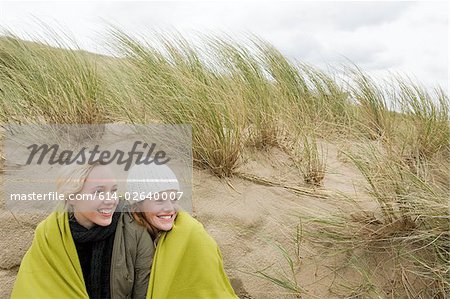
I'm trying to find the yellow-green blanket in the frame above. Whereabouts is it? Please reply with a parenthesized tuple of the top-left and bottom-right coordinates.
(11, 211, 89, 299)
(12, 211, 237, 299)
(147, 211, 238, 299)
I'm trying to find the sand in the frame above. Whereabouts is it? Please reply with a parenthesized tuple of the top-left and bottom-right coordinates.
(0, 142, 369, 298)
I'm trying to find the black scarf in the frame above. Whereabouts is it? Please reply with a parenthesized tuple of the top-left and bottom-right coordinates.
(69, 209, 121, 299)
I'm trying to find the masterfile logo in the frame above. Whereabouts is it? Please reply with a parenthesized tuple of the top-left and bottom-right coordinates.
(3, 124, 193, 213)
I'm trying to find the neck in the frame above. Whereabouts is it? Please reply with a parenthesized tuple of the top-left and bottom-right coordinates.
(74, 212, 95, 229)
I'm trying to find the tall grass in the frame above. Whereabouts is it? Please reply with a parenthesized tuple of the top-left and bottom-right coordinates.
(108, 30, 245, 176)
(107, 31, 350, 176)
(300, 135, 327, 187)
(284, 132, 328, 187)
(349, 67, 399, 142)
(395, 79, 449, 161)
(0, 33, 109, 124)
(212, 37, 281, 149)
(258, 40, 354, 136)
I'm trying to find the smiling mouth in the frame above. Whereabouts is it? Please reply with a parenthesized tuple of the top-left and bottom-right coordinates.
(97, 209, 113, 215)
(157, 214, 174, 220)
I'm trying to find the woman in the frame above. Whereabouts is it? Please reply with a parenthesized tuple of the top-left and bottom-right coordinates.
(127, 163, 238, 299)
(12, 162, 154, 299)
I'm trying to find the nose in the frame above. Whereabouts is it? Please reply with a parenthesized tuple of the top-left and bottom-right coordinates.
(101, 199, 116, 208)
(101, 191, 118, 206)
(162, 200, 175, 212)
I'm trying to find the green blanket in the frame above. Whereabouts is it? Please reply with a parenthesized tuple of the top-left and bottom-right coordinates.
(12, 211, 237, 299)
(147, 211, 238, 298)
(11, 211, 89, 299)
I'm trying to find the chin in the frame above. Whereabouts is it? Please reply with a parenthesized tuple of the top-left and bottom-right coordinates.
(161, 225, 174, 231)
(95, 217, 113, 227)
(154, 221, 174, 231)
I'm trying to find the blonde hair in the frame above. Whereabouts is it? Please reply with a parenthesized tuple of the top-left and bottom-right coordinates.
(56, 162, 99, 201)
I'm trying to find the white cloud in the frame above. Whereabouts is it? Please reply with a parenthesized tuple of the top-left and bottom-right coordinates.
(327, 2, 413, 31)
(0, 1, 447, 89)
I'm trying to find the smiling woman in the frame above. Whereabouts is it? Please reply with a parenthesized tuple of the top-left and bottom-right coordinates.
(128, 163, 181, 241)
(127, 163, 238, 298)
(61, 164, 119, 228)
(11, 162, 155, 299)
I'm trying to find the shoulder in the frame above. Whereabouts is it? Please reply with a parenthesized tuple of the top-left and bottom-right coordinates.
(121, 212, 145, 231)
(175, 211, 205, 233)
(113, 212, 154, 260)
(118, 212, 153, 244)
(115, 202, 145, 234)
(172, 212, 217, 245)
(34, 211, 64, 237)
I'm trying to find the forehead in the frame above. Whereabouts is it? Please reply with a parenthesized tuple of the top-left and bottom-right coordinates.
(84, 165, 117, 185)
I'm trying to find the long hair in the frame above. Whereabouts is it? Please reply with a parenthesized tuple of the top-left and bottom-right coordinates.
(56, 162, 100, 210)
(130, 203, 159, 240)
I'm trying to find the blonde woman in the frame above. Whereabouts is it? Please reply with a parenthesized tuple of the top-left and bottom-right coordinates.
(12, 163, 154, 299)
(128, 163, 238, 299)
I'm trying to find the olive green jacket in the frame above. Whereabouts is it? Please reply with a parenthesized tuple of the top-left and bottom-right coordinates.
(111, 212, 155, 299)
(12, 211, 154, 299)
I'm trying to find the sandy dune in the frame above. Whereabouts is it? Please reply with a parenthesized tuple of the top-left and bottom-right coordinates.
(0, 143, 368, 298)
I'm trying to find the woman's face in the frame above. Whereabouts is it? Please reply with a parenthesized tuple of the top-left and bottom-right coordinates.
(139, 190, 179, 232)
(69, 165, 119, 229)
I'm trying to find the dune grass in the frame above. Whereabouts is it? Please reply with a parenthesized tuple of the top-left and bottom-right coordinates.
(0, 28, 448, 297)
(0, 33, 110, 124)
(107, 30, 246, 176)
(304, 142, 449, 297)
(395, 79, 449, 161)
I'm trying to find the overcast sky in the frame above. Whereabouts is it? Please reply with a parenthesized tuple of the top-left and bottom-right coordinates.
(0, 1, 448, 89)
